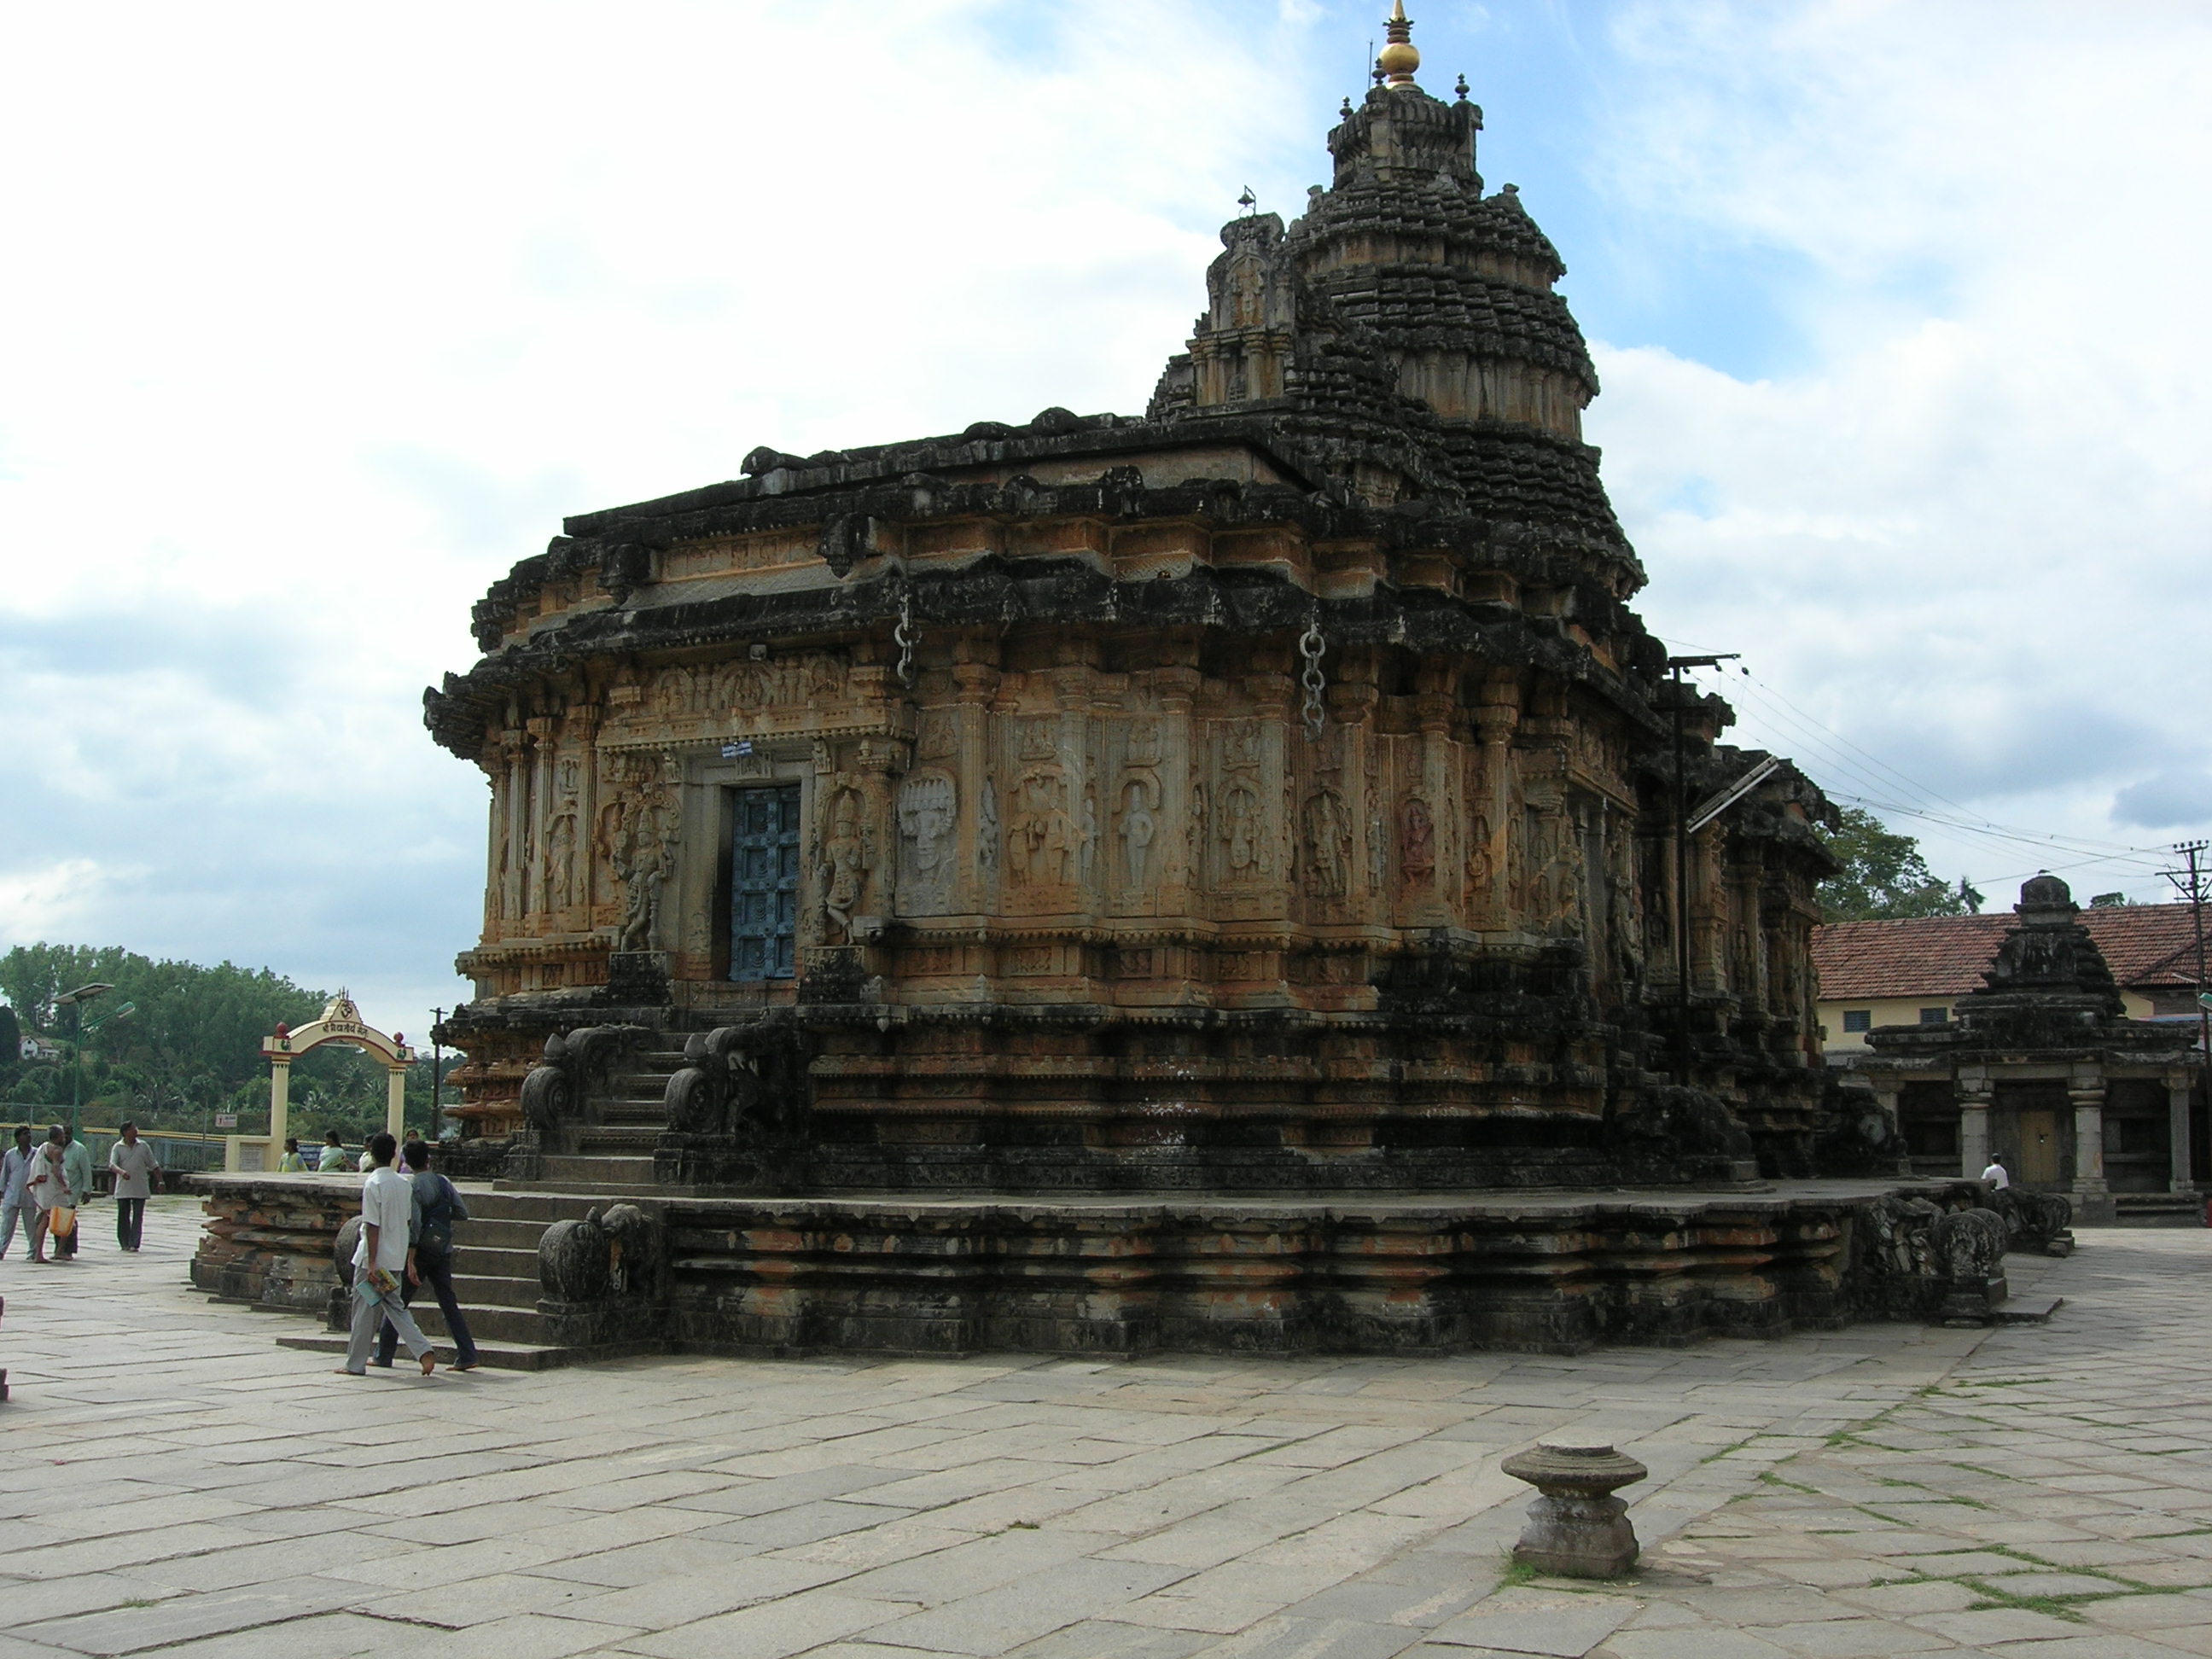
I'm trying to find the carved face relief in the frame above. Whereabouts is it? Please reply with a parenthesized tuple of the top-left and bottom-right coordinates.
(896, 771, 958, 888)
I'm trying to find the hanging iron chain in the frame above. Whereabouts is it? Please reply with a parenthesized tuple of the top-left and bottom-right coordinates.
(894, 591, 917, 690)
(1299, 619, 1328, 741)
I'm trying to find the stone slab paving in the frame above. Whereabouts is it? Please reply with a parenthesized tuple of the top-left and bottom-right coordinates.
(0, 1198, 2206, 1657)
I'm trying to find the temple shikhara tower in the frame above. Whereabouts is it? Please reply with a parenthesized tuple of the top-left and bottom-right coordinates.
(428, 9, 1837, 1193)
(389, 11, 1985, 1354)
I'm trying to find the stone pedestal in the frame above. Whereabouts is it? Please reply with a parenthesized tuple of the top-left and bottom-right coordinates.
(1501, 1442, 1649, 1579)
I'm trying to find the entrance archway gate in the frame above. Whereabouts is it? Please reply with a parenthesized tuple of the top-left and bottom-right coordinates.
(259, 993, 415, 1164)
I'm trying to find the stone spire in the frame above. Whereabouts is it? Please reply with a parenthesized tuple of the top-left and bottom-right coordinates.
(1378, 1, 1421, 90)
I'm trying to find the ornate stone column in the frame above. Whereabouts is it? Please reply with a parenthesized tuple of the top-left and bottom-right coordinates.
(2070, 1068, 2114, 1224)
(2167, 1068, 2197, 1196)
(1958, 1071, 1992, 1179)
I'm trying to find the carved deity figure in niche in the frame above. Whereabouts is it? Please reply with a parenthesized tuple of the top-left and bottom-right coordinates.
(609, 806, 672, 952)
(1187, 781, 1207, 882)
(1400, 798, 1435, 886)
(544, 810, 578, 912)
(1607, 834, 1644, 983)
(1010, 765, 1074, 888)
(1117, 772, 1161, 888)
(1465, 810, 1494, 898)
(1222, 781, 1264, 879)
(1080, 790, 1099, 887)
(896, 771, 958, 910)
(1301, 789, 1351, 899)
(556, 755, 582, 797)
(818, 786, 870, 940)
(978, 777, 1000, 879)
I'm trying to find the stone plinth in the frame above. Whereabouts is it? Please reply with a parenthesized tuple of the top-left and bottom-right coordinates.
(1503, 1441, 1649, 1578)
(187, 1174, 360, 1312)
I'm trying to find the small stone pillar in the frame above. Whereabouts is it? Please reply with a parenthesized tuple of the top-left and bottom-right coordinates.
(2070, 1076, 2115, 1224)
(1501, 1442, 1649, 1579)
(2167, 1070, 2197, 1196)
(1959, 1076, 1991, 1179)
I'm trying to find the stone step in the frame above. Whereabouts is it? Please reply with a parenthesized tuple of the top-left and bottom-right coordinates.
(1995, 1295, 2064, 1324)
(449, 1274, 541, 1309)
(576, 1125, 664, 1150)
(273, 1332, 573, 1372)
(496, 1155, 661, 1190)
(449, 1243, 540, 1278)
(413, 1301, 551, 1346)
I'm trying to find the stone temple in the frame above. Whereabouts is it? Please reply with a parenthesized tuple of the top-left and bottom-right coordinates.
(376, 15, 2019, 1355)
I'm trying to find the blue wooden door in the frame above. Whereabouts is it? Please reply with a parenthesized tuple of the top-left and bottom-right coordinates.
(730, 784, 800, 979)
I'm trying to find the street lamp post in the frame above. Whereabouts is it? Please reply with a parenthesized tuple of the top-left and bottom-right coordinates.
(54, 982, 114, 1135)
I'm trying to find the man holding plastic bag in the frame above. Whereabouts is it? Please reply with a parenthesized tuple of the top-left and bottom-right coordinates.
(337, 1132, 436, 1377)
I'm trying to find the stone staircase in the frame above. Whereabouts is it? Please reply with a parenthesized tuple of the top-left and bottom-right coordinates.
(512, 1038, 690, 1193)
(276, 1039, 696, 1371)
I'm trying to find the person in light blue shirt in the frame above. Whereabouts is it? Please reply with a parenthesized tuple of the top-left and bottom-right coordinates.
(0, 1126, 33, 1258)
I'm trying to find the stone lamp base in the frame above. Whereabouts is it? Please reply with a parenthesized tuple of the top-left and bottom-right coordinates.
(1502, 1442, 1650, 1579)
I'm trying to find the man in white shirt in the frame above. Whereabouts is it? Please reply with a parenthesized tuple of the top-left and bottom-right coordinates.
(0, 1126, 33, 1259)
(1982, 1158, 2011, 1190)
(339, 1132, 437, 1376)
(108, 1121, 161, 1252)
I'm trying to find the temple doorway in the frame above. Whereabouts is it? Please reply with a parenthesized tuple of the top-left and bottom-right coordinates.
(727, 783, 800, 980)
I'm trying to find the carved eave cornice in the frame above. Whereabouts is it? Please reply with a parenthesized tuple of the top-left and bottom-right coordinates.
(424, 551, 1669, 758)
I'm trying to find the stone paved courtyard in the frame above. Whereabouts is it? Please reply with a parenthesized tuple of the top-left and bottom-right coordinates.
(1, 1200, 2209, 1658)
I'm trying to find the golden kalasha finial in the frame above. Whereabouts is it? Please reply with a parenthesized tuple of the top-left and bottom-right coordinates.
(1378, 1, 1420, 89)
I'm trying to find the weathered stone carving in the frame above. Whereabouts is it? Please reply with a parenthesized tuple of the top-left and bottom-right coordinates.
(1222, 779, 1265, 880)
(1010, 765, 1074, 888)
(518, 1025, 653, 1138)
(1991, 1187, 2075, 1257)
(1931, 1207, 2011, 1324)
(818, 783, 871, 940)
(536, 1203, 665, 1348)
(1301, 789, 1351, 899)
(1399, 797, 1435, 886)
(1117, 771, 1161, 888)
(895, 770, 957, 912)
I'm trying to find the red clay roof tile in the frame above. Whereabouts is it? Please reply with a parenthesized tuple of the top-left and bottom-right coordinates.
(1813, 905, 2206, 1001)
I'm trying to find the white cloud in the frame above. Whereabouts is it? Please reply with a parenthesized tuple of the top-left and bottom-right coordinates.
(1583, 0, 2212, 899)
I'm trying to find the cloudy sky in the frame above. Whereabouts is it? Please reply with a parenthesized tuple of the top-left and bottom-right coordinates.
(4, 0, 2209, 1040)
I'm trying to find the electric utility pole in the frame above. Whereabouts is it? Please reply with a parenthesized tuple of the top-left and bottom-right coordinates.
(432, 1007, 447, 1141)
(1666, 655, 1738, 1086)
(2168, 845, 2209, 1179)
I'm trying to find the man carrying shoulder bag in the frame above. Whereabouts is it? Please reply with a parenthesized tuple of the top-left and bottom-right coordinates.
(375, 1138, 480, 1372)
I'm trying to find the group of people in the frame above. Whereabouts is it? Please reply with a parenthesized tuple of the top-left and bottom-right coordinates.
(337, 1130, 479, 1377)
(276, 1130, 416, 1173)
(0, 1122, 163, 1261)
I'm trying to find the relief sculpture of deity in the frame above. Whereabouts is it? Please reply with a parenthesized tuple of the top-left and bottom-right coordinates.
(818, 785, 870, 940)
(1009, 765, 1074, 888)
(1301, 789, 1351, 899)
(896, 771, 957, 912)
(1117, 771, 1161, 888)
(544, 810, 578, 912)
(1400, 798, 1435, 886)
(1222, 781, 1264, 879)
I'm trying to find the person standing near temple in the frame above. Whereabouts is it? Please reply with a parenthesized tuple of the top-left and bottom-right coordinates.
(338, 1132, 436, 1377)
(374, 1138, 479, 1372)
(0, 1126, 34, 1259)
(276, 1137, 306, 1173)
(22, 1127, 70, 1263)
(1982, 1156, 2011, 1190)
(53, 1126, 94, 1260)
(316, 1130, 349, 1173)
(108, 1122, 160, 1253)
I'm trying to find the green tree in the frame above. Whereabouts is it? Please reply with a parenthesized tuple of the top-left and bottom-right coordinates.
(0, 944, 442, 1138)
(1815, 808, 1973, 923)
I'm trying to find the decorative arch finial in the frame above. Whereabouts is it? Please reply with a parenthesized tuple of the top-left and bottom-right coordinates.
(1378, 1, 1420, 89)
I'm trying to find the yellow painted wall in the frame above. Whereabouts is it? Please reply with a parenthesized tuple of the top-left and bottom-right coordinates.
(1819, 989, 2158, 1052)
